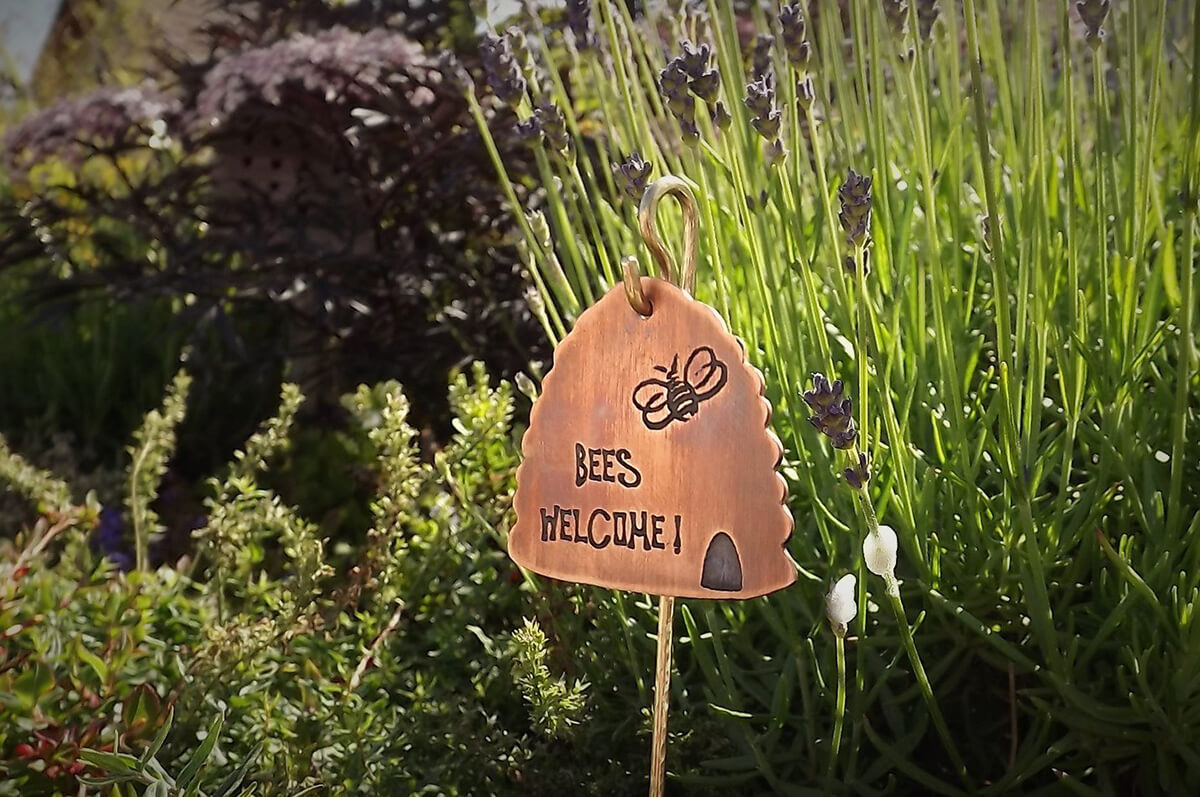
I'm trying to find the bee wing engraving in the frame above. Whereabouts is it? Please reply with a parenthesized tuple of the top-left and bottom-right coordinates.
(633, 378, 674, 430)
(683, 346, 728, 400)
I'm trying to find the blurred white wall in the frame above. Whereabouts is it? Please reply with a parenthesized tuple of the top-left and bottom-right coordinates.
(0, 0, 62, 83)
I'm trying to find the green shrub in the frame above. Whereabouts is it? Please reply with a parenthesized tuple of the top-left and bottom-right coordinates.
(473, 0, 1200, 792)
(0, 365, 665, 795)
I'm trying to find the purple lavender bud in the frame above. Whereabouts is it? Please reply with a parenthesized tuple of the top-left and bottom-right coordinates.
(744, 73, 775, 118)
(804, 373, 845, 414)
(678, 41, 712, 78)
(566, 0, 598, 51)
(883, 0, 909, 40)
(534, 101, 570, 153)
(660, 59, 694, 118)
(838, 168, 873, 250)
(1075, 0, 1111, 48)
(797, 76, 816, 110)
(614, 152, 653, 199)
(915, 0, 940, 42)
(764, 138, 787, 166)
(689, 69, 721, 104)
(711, 101, 732, 130)
(752, 34, 775, 79)
(506, 26, 532, 71)
(480, 32, 527, 108)
(744, 72, 781, 142)
(804, 373, 859, 450)
(778, 4, 811, 70)
(753, 110, 781, 141)
(679, 116, 701, 144)
(515, 116, 542, 143)
(843, 452, 871, 489)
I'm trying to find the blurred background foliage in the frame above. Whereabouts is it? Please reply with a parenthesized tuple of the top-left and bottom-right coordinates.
(0, 0, 542, 491)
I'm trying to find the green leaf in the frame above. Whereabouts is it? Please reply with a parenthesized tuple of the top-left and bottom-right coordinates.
(147, 780, 171, 797)
(141, 706, 174, 766)
(79, 749, 143, 775)
(290, 786, 323, 797)
(76, 643, 109, 683)
(213, 743, 261, 797)
(1160, 222, 1180, 306)
(12, 662, 55, 709)
(77, 774, 136, 787)
(177, 712, 224, 791)
(708, 703, 752, 719)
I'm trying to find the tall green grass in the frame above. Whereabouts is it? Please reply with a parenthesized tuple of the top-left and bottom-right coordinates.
(473, 0, 1200, 791)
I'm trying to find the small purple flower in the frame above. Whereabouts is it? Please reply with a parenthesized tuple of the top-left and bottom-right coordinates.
(660, 58, 699, 144)
(534, 101, 570, 153)
(672, 42, 722, 107)
(779, 5, 811, 71)
(660, 59, 693, 118)
(678, 41, 712, 78)
(764, 138, 787, 166)
(614, 152, 652, 200)
(480, 32, 527, 108)
(1075, 0, 1111, 48)
(566, 0, 598, 51)
(91, 507, 133, 571)
(843, 452, 871, 489)
(804, 373, 858, 450)
(916, 0, 940, 42)
(838, 168, 873, 250)
(689, 70, 721, 104)
(797, 76, 816, 110)
(744, 73, 780, 141)
(883, 0, 909, 40)
(752, 34, 775, 80)
(515, 116, 542, 143)
(711, 101, 732, 130)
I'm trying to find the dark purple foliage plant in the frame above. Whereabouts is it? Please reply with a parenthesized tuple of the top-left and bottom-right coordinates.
(0, 1, 539, 434)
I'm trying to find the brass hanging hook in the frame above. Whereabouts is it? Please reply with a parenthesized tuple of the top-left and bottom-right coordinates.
(622, 255, 653, 316)
(638, 176, 699, 294)
(621, 175, 699, 315)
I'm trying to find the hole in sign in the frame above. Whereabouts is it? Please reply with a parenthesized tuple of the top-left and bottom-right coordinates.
(700, 531, 743, 592)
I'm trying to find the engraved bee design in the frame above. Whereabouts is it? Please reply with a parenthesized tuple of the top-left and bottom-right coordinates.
(632, 346, 728, 431)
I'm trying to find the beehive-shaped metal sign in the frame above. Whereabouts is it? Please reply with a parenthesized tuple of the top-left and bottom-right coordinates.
(510, 278, 795, 599)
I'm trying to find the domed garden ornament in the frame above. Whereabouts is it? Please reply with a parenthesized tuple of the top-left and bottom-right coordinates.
(509, 176, 794, 795)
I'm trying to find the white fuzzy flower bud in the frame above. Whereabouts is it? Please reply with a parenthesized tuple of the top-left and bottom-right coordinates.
(863, 524, 898, 580)
(826, 573, 857, 634)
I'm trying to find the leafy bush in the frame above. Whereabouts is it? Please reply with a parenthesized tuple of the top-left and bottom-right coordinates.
(0, 365, 670, 795)
(0, 0, 541, 460)
(474, 0, 1200, 792)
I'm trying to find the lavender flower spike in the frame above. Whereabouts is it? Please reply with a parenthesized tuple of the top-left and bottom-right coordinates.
(1075, 0, 1111, 48)
(804, 373, 858, 450)
(480, 32, 527, 108)
(614, 152, 652, 200)
(744, 73, 781, 141)
(778, 4, 811, 71)
(566, 0, 598, 51)
(838, 168, 873, 250)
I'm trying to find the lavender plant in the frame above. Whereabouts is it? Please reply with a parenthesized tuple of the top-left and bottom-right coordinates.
(473, 0, 1200, 791)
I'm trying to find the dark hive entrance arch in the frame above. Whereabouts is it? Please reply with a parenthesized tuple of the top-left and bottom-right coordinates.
(700, 532, 743, 592)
